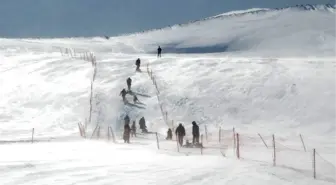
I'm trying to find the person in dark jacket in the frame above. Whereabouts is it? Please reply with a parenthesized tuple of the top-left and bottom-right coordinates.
(175, 123, 185, 146)
(166, 128, 172, 140)
(139, 117, 148, 133)
(157, 46, 162, 58)
(124, 115, 130, 125)
(192, 121, 200, 144)
(126, 77, 132, 91)
(120, 88, 127, 102)
(123, 122, 131, 143)
(131, 121, 136, 137)
(135, 58, 141, 71)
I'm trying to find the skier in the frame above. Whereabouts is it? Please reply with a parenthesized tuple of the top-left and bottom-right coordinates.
(123, 122, 131, 143)
(139, 117, 148, 133)
(120, 88, 127, 102)
(192, 121, 200, 144)
(166, 128, 172, 140)
(131, 121, 136, 137)
(133, 94, 139, 104)
(157, 46, 162, 58)
(135, 58, 141, 71)
(175, 123, 185, 146)
(126, 77, 132, 91)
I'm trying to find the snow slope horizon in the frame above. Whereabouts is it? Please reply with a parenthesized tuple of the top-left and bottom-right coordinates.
(118, 4, 336, 57)
(9, 3, 335, 58)
(0, 4, 335, 185)
(2, 4, 336, 58)
(125, 3, 335, 36)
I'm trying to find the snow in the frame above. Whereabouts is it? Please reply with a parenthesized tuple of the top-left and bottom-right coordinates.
(0, 5, 335, 185)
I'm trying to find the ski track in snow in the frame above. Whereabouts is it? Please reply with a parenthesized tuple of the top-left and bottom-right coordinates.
(0, 6, 335, 185)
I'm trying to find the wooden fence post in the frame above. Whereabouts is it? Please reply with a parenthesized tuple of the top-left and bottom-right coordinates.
(219, 127, 221, 143)
(107, 126, 110, 141)
(201, 134, 203, 155)
(313, 148, 316, 179)
(236, 133, 240, 159)
(300, 134, 307, 152)
(233, 127, 236, 148)
(91, 124, 99, 139)
(31, 128, 34, 143)
(78, 122, 83, 137)
(258, 133, 268, 148)
(205, 125, 208, 141)
(273, 134, 276, 166)
(176, 135, 180, 152)
(156, 132, 160, 150)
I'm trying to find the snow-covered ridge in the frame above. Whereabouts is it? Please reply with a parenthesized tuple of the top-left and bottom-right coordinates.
(10, 3, 334, 57)
(125, 4, 335, 36)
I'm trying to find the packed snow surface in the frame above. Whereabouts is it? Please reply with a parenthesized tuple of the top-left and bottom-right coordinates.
(0, 5, 335, 185)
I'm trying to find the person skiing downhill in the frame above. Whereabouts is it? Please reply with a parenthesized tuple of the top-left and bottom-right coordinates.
(126, 77, 132, 91)
(157, 46, 162, 58)
(192, 121, 200, 144)
(175, 123, 185, 146)
(133, 94, 139, 104)
(120, 88, 127, 102)
(135, 58, 141, 71)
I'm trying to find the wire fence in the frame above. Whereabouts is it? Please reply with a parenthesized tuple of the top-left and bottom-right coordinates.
(58, 47, 97, 134)
(3, 55, 334, 183)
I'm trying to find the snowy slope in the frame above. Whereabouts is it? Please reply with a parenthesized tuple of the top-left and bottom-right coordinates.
(0, 4, 335, 185)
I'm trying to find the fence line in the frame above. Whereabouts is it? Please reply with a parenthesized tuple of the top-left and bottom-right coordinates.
(146, 64, 170, 128)
(138, 63, 335, 181)
(9, 52, 330, 181)
(59, 47, 97, 138)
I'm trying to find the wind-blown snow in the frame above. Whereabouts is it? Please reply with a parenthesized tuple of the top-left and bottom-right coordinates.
(0, 5, 335, 185)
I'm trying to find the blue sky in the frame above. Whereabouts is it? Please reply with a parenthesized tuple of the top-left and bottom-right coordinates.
(0, 0, 333, 37)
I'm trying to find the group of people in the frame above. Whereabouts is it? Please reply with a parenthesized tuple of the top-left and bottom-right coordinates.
(119, 46, 163, 103)
(123, 115, 148, 143)
(166, 121, 201, 148)
(121, 46, 164, 143)
(119, 77, 140, 104)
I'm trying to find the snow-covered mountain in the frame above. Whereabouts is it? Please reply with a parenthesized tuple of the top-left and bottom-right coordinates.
(0, 4, 335, 185)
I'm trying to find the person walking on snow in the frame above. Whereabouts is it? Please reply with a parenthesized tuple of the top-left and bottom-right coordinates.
(131, 121, 137, 137)
(135, 58, 141, 71)
(192, 121, 200, 144)
(175, 123, 185, 146)
(166, 128, 172, 140)
(139, 117, 148, 133)
(120, 88, 127, 102)
(123, 122, 131, 143)
(124, 115, 130, 125)
(157, 46, 162, 58)
(126, 77, 132, 91)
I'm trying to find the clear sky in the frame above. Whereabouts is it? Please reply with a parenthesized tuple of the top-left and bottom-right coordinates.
(0, 0, 333, 37)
